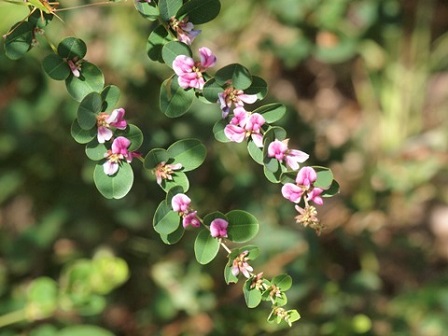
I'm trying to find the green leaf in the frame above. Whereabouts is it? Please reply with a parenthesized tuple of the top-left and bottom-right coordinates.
(58, 325, 114, 336)
(93, 162, 134, 199)
(26, 277, 58, 318)
(4, 22, 34, 60)
(177, 0, 221, 24)
(134, 0, 160, 21)
(286, 310, 301, 325)
(160, 171, 190, 193)
(57, 37, 87, 59)
(203, 78, 224, 103)
(116, 124, 144, 152)
(85, 141, 107, 161)
(153, 201, 181, 235)
(71, 119, 97, 144)
(144, 148, 170, 170)
(224, 262, 239, 284)
(272, 274, 292, 291)
(314, 166, 334, 189)
(215, 63, 252, 90)
(243, 278, 262, 308)
(159, 222, 185, 245)
(160, 77, 195, 118)
(42, 54, 70, 80)
(28, 10, 53, 28)
(247, 140, 263, 165)
(66, 62, 105, 102)
(203, 212, 226, 226)
(166, 185, 185, 204)
(213, 119, 231, 143)
(263, 166, 283, 183)
(263, 126, 287, 143)
(245, 76, 268, 100)
(226, 210, 259, 243)
(322, 179, 340, 197)
(162, 41, 192, 68)
(159, 0, 183, 21)
(194, 229, 220, 265)
(101, 85, 121, 111)
(77, 92, 102, 130)
(147, 25, 172, 63)
(167, 138, 206, 171)
(253, 103, 286, 123)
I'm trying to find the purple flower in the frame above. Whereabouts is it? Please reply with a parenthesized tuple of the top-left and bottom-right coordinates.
(173, 47, 216, 90)
(170, 17, 201, 45)
(231, 250, 253, 278)
(267, 139, 309, 170)
(66, 57, 82, 77)
(210, 218, 228, 238)
(183, 211, 201, 228)
(103, 136, 135, 175)
(218, 87, 258, 118)
(281, 166, 324, 205)
(224, 107, 265, 147)
(96, 108, 127, 143)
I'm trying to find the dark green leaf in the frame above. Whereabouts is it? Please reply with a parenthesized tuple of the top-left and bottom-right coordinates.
(160, 77, 195, 118)
(4, 22, 34, 60)
(203, 78, 224, 103)
(144, 148, 170, 170)
(177, 0, 221, 24)
(167, 138, 206, 171)
(153, 201, 181, 235)
(213, 119, 231, 143)
(247, 140, 263, 165)
(101, 85, 121, 111)
(226, 210, 259, 243)
(57, 37, 87, 59)
(116, 124, 143, 152)
(160, 171, 190, 193)
(162, 41, 192, 68)
(322, 179, 340, 197)
(77, 92, 103, 130)
(71, 119, 97, 144)
(159, 0, 183, 21)
(42, 54, 70, 80)
(159, 222, 185, 245)
(66, 62, 105, 102)
(245, 76, 268, 100)
(147, 25, 172, 63)
(134, 0, 160, 21)
(58, 325, 114, 336)
(215, 63, 252, 90)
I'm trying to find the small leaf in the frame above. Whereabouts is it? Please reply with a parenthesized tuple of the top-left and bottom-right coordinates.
(253, 103, 286, 123)
(167, 138, 206, 171)
(4, 22, 34, 60)
(66, 62, 105, 102)
(213, 119, 231, 143)
(245, 76, 268, 100)
(93, 162, 134, 199)
(226, 210, 259, 243)
(159, 0, 183, 22)
(144, 148, 170, 170)
(134, 0, 160, 21)
(101, 85, 121, 111)
(203, 212, 226, 226)
(162, 41, 192, 68)
(272, 274, 292, 291)
(116, 124, 143, 152)
(177, 0, 221, 24)
(147, 25, 172, 63)
(160, 77, 195, 117)
(203, 78, 224, 103)
(77, 92, 102, 130)
(153, 201, 181, 235)
(263, 126, 287, 143)
(160, 171, 190, 193)
(314, 166, 334, 189)
(57, 37, 87, 59)
(42, 54, 70, 80)
(194, 229, 220, 265)
(166, 185, 185, 204)
(224, 262, 239, 284)
(247, 140, 263, 165)
(159, 222, 185, 245)
(243, 279, 262, 308)
(263, 166, 282, 183)
(71, 119, 97, 144)
(85, 141, 107, 161)
(215, 63, 252, 90)
(322, 179, 340, 197)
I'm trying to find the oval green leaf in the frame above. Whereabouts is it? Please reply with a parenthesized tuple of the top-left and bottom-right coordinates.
(167, 138, 206, 172)
(134, 0, 160, 21)
(194, 229, 220, 265)
(147, 25, 172, 63)
(177, 0, 221, 24)
(247, 140, 263, 165)
(203, 78, 224, 103)
(159, 0, 183, 22)
(101, 85, 121, 111)
(243, 279, 262, 308)
(226, 210, 259, 243)
(314, 166, 334, 189)
(159, 222, 185, 245)
(85, 141, 107, 161)
(71, 119, 97, 144)
(153, 201, 181, 235)
(253, 103, 286, 123)
(144, 148, 170, 170)
(66, 62, 105, 102)
(213, 119, 231, 143)
(160, 171, 190, 193)
(245, 76, 268, 100)
(77, 92, 102, 130)
(93, 162, 134, 199)
(42, 54, 70, 80)
(160, 77, 195, 118)
(57, 37, 87, 59)
(4, 22, 34, 60)
(215, 63, 252, 90)
(162, 41, 192, 68)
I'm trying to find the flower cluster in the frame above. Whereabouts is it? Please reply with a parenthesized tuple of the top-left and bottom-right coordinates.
(282, 166, 324, 205)
(171, 193, 201, 228)
(224, 107, 265, 147)
(65, 57, 83, 78)
(173, 47, 216, 89)
(210, 218, 228, 238)
(154, 162, 183, 185)
(267, 139, 309, 171)
(96, 108, 127, 143)
(103, 137, 139, 175)
(218, 87, 258, 118)
(231, 250, 254, 278)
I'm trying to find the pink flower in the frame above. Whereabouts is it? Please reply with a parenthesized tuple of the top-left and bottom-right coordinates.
(154, 162, 182, 185)
(170, 17, 201, 45)
(267, 139, 309, 170)
(171, 193, 202, 229)
(66, 57, 82, 77)
(171, 193, 191, 213)
(231, 250, 253, 278)
(96, 108, 127, 143)
(210, 218, 228, 238)
(224, 107, 265, 147)
(103, 136, 134, 175)
(281, 166, 324, 205)
(218, 87, 258, 118)
(173, 47, 216, 90)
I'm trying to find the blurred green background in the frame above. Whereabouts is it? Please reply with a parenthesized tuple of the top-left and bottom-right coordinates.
(0, 0, 448, 335)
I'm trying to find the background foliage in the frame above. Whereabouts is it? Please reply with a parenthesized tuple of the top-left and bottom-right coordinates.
(0, 0, 447, 335)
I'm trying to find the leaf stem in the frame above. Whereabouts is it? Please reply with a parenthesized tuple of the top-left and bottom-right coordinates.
(0, 309, 26, 328)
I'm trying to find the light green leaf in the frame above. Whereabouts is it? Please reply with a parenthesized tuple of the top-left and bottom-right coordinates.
(226, 210, 259, 243)
(58, 325, 114, 336)
(66, 62, 105, 102)
(314, 166, 334, 189)
(85, 141, 107, 161)
(147, 25, 172, 63)
(144, 148, 170, 170)
(160, 77, 195, 117)
(77, 92, 102, 130)
(153, 201, 181, 235)
(159, 222, 185, 245)
(134, 0, 160, 21)
(160, 171, 190, 193)
(213, 119, 231, 143)
(253, 103, 286, 123)
(247, 140, 263, 165)
(162, 41, 192, 68)
(243, 278, 262, 308)
(203, 78, 223, 103)
(167, 138, 206, 171)
(101, 85, 121, 111)
(159, 0, 183, 22)
(215, 63, 252, 90)
(272, 274, 292, 291)
(71, 119, 97, 144)
(93, 162, 134, 199)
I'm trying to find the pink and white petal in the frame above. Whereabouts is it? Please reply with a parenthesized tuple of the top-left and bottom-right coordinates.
(171, 193, 191, 212)
(251, 133, 264, 148)
(107, 108, 127, 129)
(111, 136, 131, 154)
(97, 126, 113, 143)
(103, 160, 119, 176)
(281, 183, 304, 203)
(224, 124, 246, 143)
(238, 93, 258, 105)
(308, 188, 324, 205)
(296, 166, 317, 187)
(199, 47, 216, 69)
(289, 149, 309, 163)
(173, 55, 195, 76)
